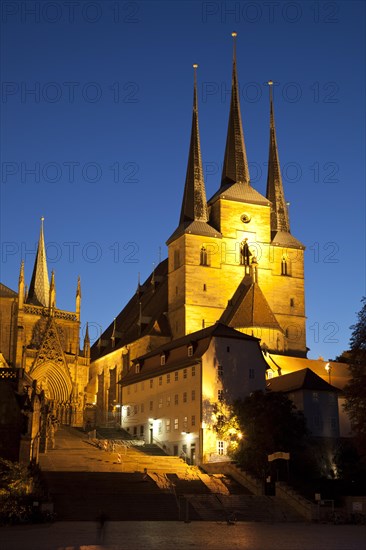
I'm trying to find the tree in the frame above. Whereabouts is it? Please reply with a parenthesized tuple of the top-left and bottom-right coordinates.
(232, 391, 307, 479)
(341, 297, 366, 452)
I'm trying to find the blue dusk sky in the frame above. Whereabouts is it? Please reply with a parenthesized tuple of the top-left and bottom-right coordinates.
(1, 0, 365, 360)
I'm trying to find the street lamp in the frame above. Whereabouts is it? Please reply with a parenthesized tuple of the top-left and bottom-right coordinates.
(325, 362, 332, 384)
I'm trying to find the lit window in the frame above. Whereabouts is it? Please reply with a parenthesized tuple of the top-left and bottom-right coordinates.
(135, 364, 140, 373)
(191, 415, 196, 426)
(183, 416, 188, 429)
(218, 389, 224, 402)
(174, 394, 179, 405)
(183, 392, 187, 403)
(175, 371, 178, 382)
(159, 376, 162, 386)
(160, 355, 166, 366)
(217, 441, 224, 455)
(183, 369, 187, 379)
(158, 398, 163, 409)
(167, 373, 171, 383)
(191, 365, 196, 377)
(187, 345, 193, 357)
(166, 396, 171, 407)
(174, 418, 179, 430)
(166, 419, 171, 432)
(191, 390, 196, 401)
(267, 371, 273, 379)
(150, 379, 153, 389)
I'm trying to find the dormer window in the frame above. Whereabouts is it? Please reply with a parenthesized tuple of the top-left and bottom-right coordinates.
(187, 345, 193, 357)
(160, 353, 166, 366)
(135, 363, 140, 374)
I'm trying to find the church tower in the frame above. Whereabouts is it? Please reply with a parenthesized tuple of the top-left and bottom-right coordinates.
(167, 65, 222, 339)
(13, 219, 90, 426)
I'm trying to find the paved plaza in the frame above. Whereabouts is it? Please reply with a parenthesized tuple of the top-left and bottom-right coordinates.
(1, 521, 366, 550)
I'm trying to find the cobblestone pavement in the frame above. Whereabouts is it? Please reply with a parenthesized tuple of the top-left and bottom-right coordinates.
(1, 521, 366, 550)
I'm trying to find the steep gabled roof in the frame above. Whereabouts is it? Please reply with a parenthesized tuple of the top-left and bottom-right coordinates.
(221, 281, 282, 331)
(91, 259, 171, 360)
(0, 283, 17, 298)
(267, 368, 340, 393)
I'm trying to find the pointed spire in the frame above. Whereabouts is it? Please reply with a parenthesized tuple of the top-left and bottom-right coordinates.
(221, 32, 250, 187)
(49, 270, 56, 311)
(179, 64, 209, 224)
(27, 217, 50, 307)
(266, 81, 290, 233)
(84, 322, 90, 344)
(18, 260, 25, 308)
(76, 276, 81, 315)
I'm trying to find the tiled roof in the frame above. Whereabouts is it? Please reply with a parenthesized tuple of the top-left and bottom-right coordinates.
(91, 259, 171, 360)
(221, 281, 282, 331)
(264, 354, 350, 390)
(166, 220, 222, 245)
(0, 283, 17, 298)
(271, 230, 305, 249)
(267, 368, 340, 393)
(208, 182, 270, 207)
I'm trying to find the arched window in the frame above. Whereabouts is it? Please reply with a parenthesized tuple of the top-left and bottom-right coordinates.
(281, 257, 288, 276)
(200, 246, 208, 266)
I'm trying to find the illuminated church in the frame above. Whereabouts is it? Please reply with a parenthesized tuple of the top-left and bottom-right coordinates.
(88, 34, 315, 461)
(1, 34, 348, 465)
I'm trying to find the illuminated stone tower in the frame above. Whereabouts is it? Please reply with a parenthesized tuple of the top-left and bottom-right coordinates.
(12, 219, 90, 425)
(168, 35, 307, 356)
(167, 64, 222, 339)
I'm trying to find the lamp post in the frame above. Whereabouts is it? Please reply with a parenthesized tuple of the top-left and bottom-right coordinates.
(325, 362, 332, 384)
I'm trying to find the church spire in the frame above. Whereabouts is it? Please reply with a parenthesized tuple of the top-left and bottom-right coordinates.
(49, 270, 56, 312)
(83, 322, 90, 359)
(18, 260, 25, 309)
(179, 64, 209, 224)
(266, 81, 290, 233)
(221, 32, 250, 187)
(27, 217, 50, 307)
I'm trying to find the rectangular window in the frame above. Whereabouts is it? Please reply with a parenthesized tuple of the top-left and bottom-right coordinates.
(191, 415, 196, 426)
(149, 400, 153, 411)
(290, 298, 295, 307)
(313, 392, 319, 401)
(158, 398, 163, 409)
(126, 406, 130, 417)
(183, 392, 187, 403)
(183, 416, 188, 430)
(150, 379, 153, 389)
(218, 365, 223, 378)
(191, 365, 196, 377)
(174, 394, 179, 405)
(174, 418, 179, 430)
(159, 376, 162, 386)
(188, 345, 193, 357)
(217, 414, 224, 428)
(166, 395, 171, 407)
(218, 389, 224, 402)
(227, 346, 230, 352)
(134, 404, 138, 414)
(141, 403, 145, 413)
(175, 371, 179, 382)
(183, 369, 187, 379)
(158, 421, 162, 434)
(160, 355, 166, 366)
(217, 441, 224, 455)
(133, 427, 137, 436)
(166, 419, 171, 432)
(167, 373, 171, 384)
(135, 364, 140, 373)
(191, 390, 196, 401)
(140, 425, 144, 435)
(249, 368, 255, 379)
